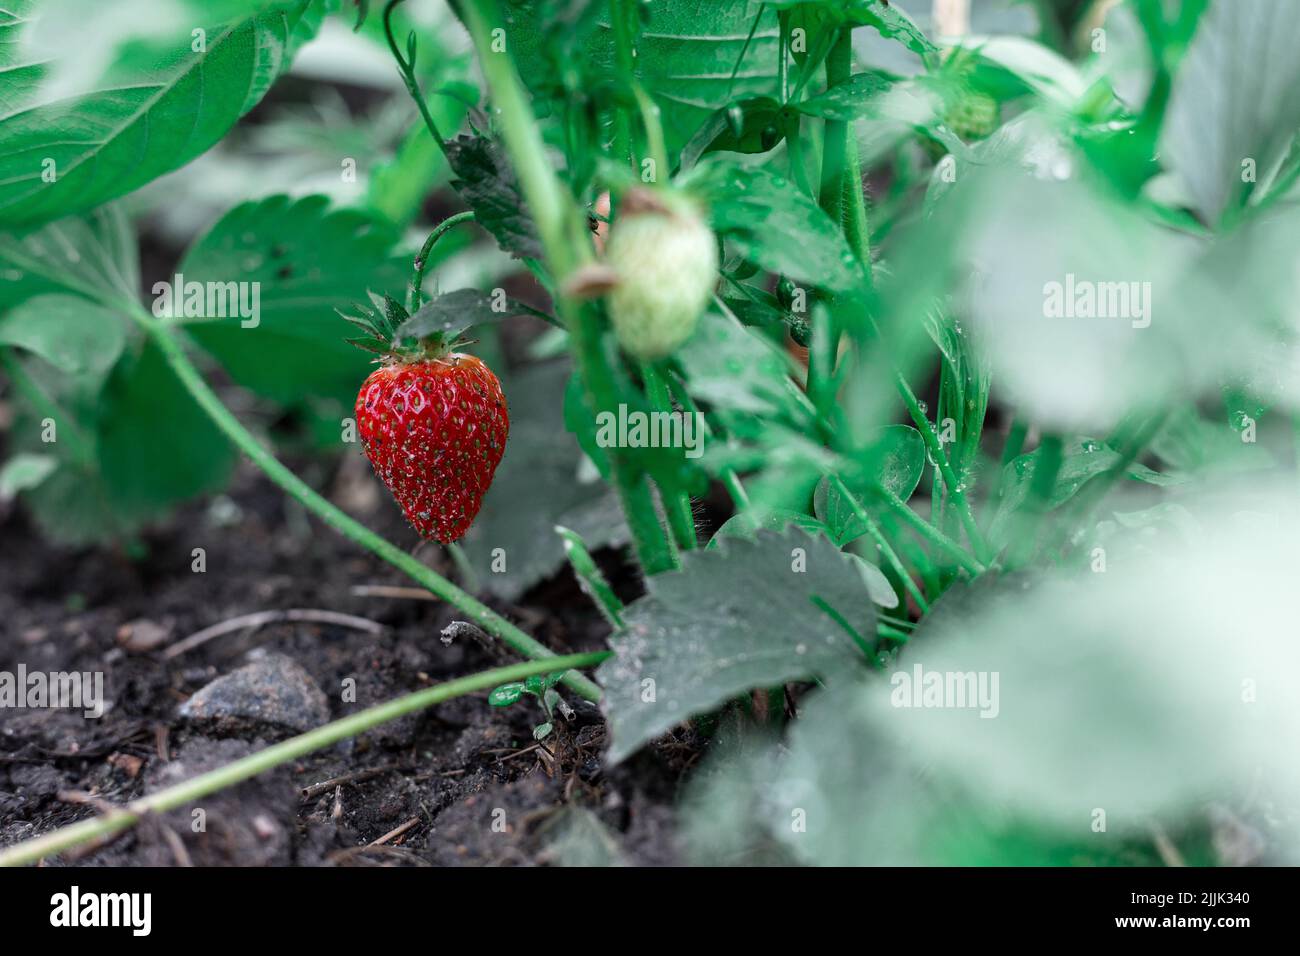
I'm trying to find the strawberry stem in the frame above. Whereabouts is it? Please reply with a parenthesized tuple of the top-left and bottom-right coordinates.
(0, 651, 609, 867)
(122, 302, 602, 702)
(409, 210, 476, 312)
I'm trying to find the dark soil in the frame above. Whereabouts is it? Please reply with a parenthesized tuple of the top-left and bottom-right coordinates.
(0, 452, 695, 866)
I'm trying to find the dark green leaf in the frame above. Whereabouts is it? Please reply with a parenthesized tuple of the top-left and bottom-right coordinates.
(598, 526, 874, 763)
(444, 133, 544, 260)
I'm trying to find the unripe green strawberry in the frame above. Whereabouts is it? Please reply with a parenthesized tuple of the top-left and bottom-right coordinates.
(344, 295, 508, 544)
(945, 89, 999, 140)
(604, 189, 718, 360)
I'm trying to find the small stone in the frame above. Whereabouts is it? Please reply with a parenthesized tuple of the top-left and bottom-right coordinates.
(179, 654, 330, 736)
(117, 618, 171, 653)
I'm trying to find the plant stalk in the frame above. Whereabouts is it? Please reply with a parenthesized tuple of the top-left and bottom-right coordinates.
(460, 0, 678, 576)
(410, 210, 476, 311)
(0, 652, 608, 867)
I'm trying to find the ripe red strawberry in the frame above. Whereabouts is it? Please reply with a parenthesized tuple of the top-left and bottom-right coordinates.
(345, 295, 508, 543)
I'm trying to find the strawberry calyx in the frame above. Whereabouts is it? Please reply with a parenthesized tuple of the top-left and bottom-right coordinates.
(340, 292, 475, 366)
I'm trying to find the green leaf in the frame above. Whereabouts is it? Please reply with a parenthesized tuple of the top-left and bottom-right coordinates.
(97, 339, 238, 513)
(709, 507, 828, 545)
(0, 205, 141, 308)
(0, 1, 321, 227)
(813, 425, 925, 545)
(0, 452, 57, 499)
(988, 438, 1179, 546)
(1161, 0, 1300, 225)
(459, 361, 628, 601)
(677, 303, 797, 418)
(495, 0, 782, 157)
(954, 36, 1087, 109)
(396, 288, 550, 344)
(680, 97, 795, 168)
(766, 0, 936, 57)
(0, 294, 125, 379)
(9, 333, 236, 543)
(557, 524, 624, 629)
(689, 159, 865, 293)
(176, 195, 406, 408)
(488, 682, 525, 707)
(795, 70, 895, 120)
(597, 526, 874, 763)
(444, 133, 544, 260)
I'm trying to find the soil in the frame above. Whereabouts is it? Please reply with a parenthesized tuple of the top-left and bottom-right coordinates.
(0, 452, 696, 866)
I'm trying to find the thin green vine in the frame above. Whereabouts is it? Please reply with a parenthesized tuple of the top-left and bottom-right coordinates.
(0, 651, 608, 867)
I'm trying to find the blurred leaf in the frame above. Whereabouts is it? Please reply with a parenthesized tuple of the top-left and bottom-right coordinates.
(677, 303, 797, 419)
(540, 806, 627, 867)
(10, 333, 235, 543)
(597, 526, 873, 763)
(0, 0, 321, 227)
(813, 425, 925, 545)
(1161, 0, 1300, 225)
(0, 453, 57, 499)
(0, 205, 140, 308)
(690, 159, 864, 293)
(177, 195, 407, 408)
(0, 295, 125, 380)
(989, 436, 1182, 546)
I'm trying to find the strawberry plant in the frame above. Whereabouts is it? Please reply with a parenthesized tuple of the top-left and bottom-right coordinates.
(2, 0, 1300, 873)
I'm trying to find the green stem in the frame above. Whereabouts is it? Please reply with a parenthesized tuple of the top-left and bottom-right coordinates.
(0, 652, 608, 868)
(384, 0, 449, 155)
(127, 305, 600, 701)
(830, 475, 929, 613)
(986, 416, 1028, 522)
(410, 211, 476, 312)
(1008, 433, 1063, 568)
(806, 28, 852, 418)
(461, 0, 678, 576)
(893, 369, 990, 564)
(871, 479, 985, 576)
(817, 28, 852, 222)
(642, 361, 696, 551)
(671, 368, 749, 511)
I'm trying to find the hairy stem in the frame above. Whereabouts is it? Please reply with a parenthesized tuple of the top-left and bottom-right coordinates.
(642, 361, 697, 551)
(460, 0, 678, 575)
(0, 652, 608, 867)
(126, 305, 601, 701)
